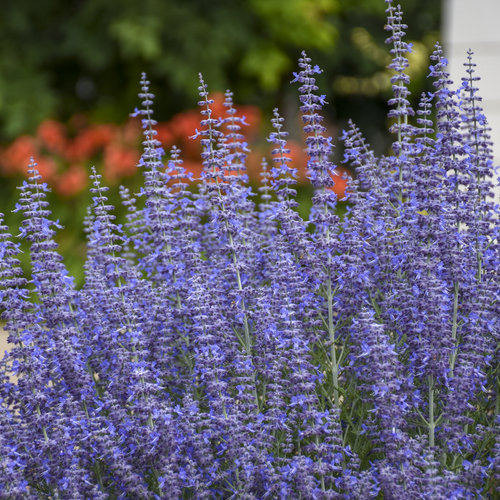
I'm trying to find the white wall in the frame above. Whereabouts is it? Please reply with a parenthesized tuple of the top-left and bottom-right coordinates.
(443, 0, 500, 202)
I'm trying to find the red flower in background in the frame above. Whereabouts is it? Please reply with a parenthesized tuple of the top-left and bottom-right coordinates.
(0, 117, 140, 187)
(0, 100, 350, 200)
(37, 120, 66, 155)
(154, 123, 174, 148)
(331, 167, 351, 200)
(2, 136, 39, 176)
(122, 119, 141, 144)
(167, 110, 202, 157)
(64, 124, 116, 163)
(103, 144, 140, 182)
(34, 157, 58, 182)
(55, 164, 88, 197)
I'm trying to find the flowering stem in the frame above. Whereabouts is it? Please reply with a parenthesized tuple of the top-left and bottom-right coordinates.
(428, 375, 435, 448)
(326, 271, 340, 408)
(322, 191, 341, 409)
(92, 179, 164, 496)
(449, 282, 459, 376)
(200, 92, 260, 411)
(465, 52, 485, 283)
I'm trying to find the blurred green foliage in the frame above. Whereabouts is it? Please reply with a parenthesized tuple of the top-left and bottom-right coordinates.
(0, 0, 440, 142)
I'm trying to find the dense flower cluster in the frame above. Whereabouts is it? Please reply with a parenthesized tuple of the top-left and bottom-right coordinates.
(0, 2, 498, 498)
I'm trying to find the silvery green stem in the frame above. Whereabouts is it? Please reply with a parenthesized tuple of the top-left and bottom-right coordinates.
(428, 375, 435, 448)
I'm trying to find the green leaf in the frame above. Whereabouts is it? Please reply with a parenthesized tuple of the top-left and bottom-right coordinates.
(110, 17, 162, 60)
(240, 43, 291, 91)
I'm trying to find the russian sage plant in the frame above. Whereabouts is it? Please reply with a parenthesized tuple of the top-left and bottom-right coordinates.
(0, 1, 498, 498)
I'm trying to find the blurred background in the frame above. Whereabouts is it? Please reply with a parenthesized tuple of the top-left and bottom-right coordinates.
(0, 0, 451, 284)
